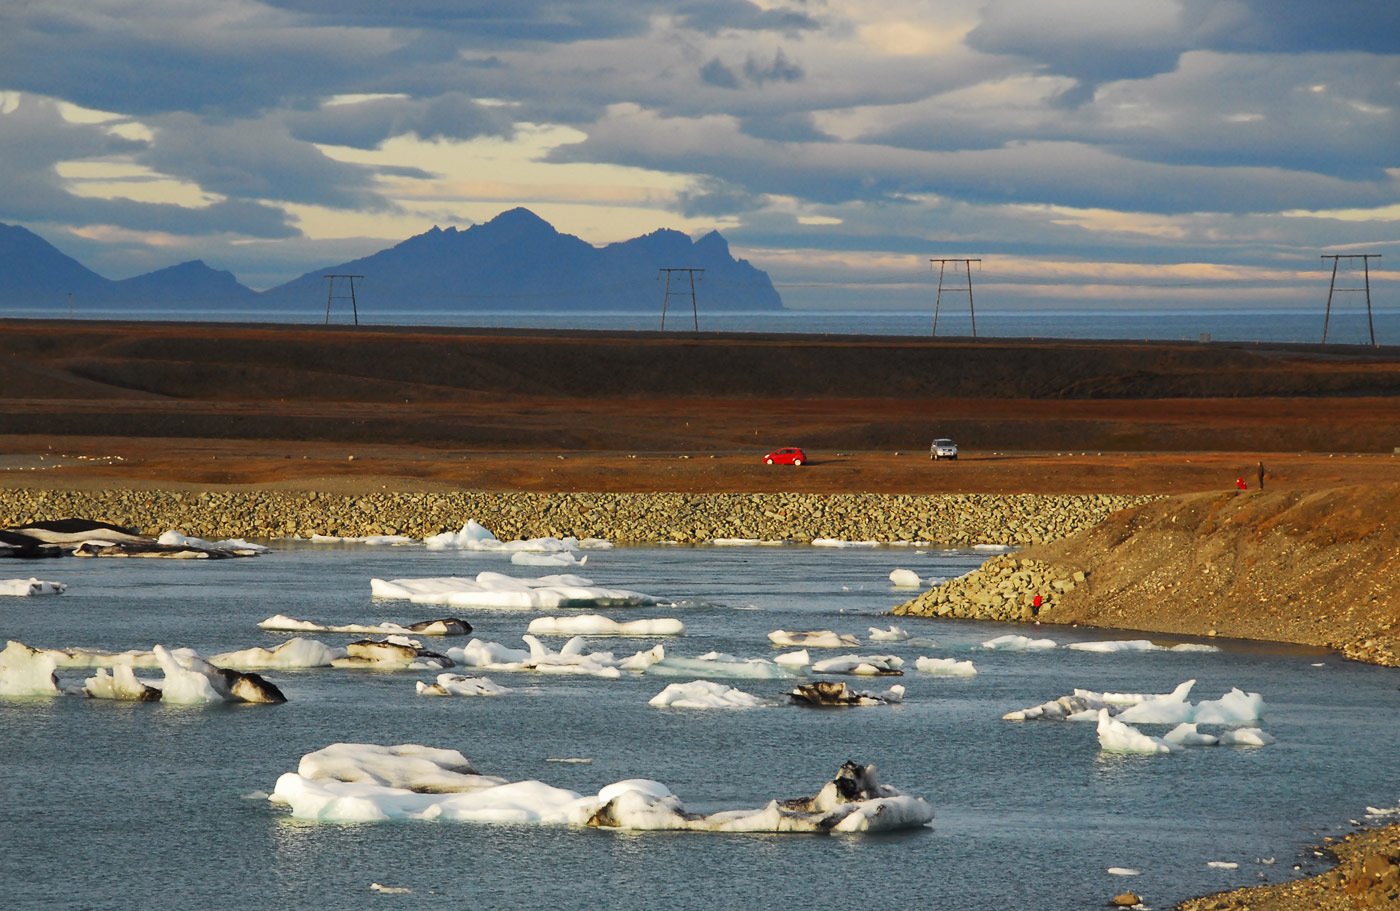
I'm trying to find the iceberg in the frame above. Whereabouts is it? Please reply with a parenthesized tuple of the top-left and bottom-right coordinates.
(525, 615, 685, 637)
(1218, 727, 1276, 746)
(1162, 723, 1219, 747)
(811, 539, 880, 548)
(416, 673, 511, 697)
(156, 531, 269, 555)
(308, 534, 417, 546)
(1096, 708, 1175, 754)
(888, 569, 922, 588)
(258, 615, 472, 637)
(648, 680, 766, 709)
(774, 649, 810, 668)
(0, 639, 62, 696)
(445, 636, 629, 678)
(82, 665, 161, 701)
(868, 625, 910, 642)
(511, 551, 587, 567)
(1114, 680, 1198, 725)
(1194, 688, 1264, 724)
(768, 630, 861, 649)
(370, 573, 659, 609)
(980, 634, 1057, 651)
(331, 638, 452, 670)
(1069, 639, 1160, 653)
(789, 680, 905, 707)
(211, 638, 347, 670)
(810, 654, 904, 676)
(646, 652, 796, 680)
(271, 747, 933, 834)
(154, 645, 286, 704)
(915, 656, 977, 676)
(424, 520, 611, 553)
(1005, 682, 1263, 726)
(1, 578, 66, 596)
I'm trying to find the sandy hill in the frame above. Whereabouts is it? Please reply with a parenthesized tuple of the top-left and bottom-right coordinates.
(1024, 484, 1400, 665)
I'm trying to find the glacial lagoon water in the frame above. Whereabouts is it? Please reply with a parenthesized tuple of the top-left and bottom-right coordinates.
(3, 543, 1398, 911)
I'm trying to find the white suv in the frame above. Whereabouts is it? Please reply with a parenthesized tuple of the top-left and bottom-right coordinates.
(930, 438, 959, 460)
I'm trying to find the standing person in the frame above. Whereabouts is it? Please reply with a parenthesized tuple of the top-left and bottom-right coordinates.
(1257, 461, 1265, 490)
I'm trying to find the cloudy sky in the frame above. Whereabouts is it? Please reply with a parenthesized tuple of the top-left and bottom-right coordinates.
(1, 0, 1396, 311)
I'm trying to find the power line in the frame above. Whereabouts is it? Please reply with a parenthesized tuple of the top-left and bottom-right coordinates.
(1320, 253, 1379, 346)
(930, 258, 980, 337)
(323, 274, 362, 325)
(658, 268, 703, 331)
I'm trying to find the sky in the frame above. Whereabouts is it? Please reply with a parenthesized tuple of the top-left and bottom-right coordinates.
(1, 0, 1397, 312)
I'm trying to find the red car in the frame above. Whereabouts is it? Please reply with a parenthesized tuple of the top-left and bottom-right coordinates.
(763, 447, 806, 466)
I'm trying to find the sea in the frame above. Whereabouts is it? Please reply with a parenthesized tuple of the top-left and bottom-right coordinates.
(4, 543, 1398, 911)
(2, 304, 1396, 346)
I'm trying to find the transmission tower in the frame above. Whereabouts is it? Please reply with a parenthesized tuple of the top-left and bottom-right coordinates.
(1320, 254, 1379, 346)
(659, 268, 703, 331)
(323, 274, 363, 325)
(931, 258, 980, 337)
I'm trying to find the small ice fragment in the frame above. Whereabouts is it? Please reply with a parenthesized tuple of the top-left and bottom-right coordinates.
(868, 624, 910, 642)
(369, 883, 413, 894)
(768, 630, 861, 649)
(1096, 709, 1174, 754)
(915, 656, 977, 676)
(980, 634, 1057, 651)
(0, 578, 66, 596)
(1218, 727, 1275, 746)
(1108, 868, 1141, 876)
(648, 680, 765, 709)
(1208, 861, 1239, 870)
(545, 758, 593, 764)
(888, 569, 921, 588)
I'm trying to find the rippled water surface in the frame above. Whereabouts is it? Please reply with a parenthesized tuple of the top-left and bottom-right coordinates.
(3, 544, 1397, 911)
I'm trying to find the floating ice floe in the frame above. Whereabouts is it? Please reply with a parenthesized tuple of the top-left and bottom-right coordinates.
(308, 534, 417, 546)
(0, 640, 62, 695)
(83, 665, 160, 701)
(1217, 728, 1276, 746)
(1004, 681, 1265, 726)
(258, 614, 472, 637)
(768, 629, 861, 649)
(1162, 723, 1219, 746)
(708, 538, 786, 546)
(526, 615, 685, 637)
(1069, 639, 1223, 654)
(424, 520, 611, 553)
(972, 544, 1014, 553)
(154, 645, 286, 704)
(789, 680, 905, 707)
(906, 636, 939, 648)
(981, 634, 1058, 651)
(211, 637, 348, 670)
(511, 551, 587, 567)
(331, 638, 452, 670)
(810, 654, 904, 676)
(7, 520, 263, 559)
(416, 673, 511, 697)
(868, 624, 910, 642)
(774, 649, 810, 668)
(888, 569, 922, 588)
(270, 745, 933, 833)
(1207, 861, 1239, 870)
(370, 573, 658, 609)
(446, 636, 656, 678)
(1096, 708, 1175, 754)
(811, 539, 881, 548)
(648, 680, 767, 709)
(915, 656, 977, 676)
(0, 578, 65, 596)
(156, 531, 269, 555)
(646, 651, 796, 680)
(1108, 868, 1142, 877)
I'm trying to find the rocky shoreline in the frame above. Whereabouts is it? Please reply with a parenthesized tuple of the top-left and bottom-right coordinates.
(0, 487, 1152, 546)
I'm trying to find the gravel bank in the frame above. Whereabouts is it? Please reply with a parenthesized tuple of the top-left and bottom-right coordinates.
(0, 488, 1152, 545)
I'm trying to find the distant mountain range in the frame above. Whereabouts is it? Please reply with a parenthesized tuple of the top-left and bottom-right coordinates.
(0, 209, 782, 314)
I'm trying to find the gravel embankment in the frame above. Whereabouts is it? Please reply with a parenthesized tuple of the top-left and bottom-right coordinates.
(890, 554, 1084, 621)
(0, 488, 1152, 545)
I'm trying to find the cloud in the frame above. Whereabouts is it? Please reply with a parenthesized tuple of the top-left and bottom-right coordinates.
(676, 0, 820, 36)
(286, 93, 514, 149)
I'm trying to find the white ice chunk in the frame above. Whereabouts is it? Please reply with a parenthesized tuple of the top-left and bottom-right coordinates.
(980, 634, 1057, 650)
(810, 654, 904, 676)
(511, 551, 587, 567)
(424, 520, 603, 554)
(888, 569, 921, 588)
(1003, 691, 1106, 722)
(1115, 680, 1197, 725)
(82, 665, 160, 701)
(0, 578, 66, 596)
(647, 652, 797, 680)
(1194, 688, 1265, 724)
(906, 636, 939, 648)
(768, 630, 861, 648)
(915, 656, 977, 676)
(309, 533, 417, 545)
(1096, 709, 1175, 754)
(0, 640, 62, 695)
(157, 530, 269, 555)
(868, 625, 910, 642)
(526, 615, 685, 637)
(415, 674, 511, 697)
(212, 637, 347, 669)
(1162, 723, 1220, 746)
(1208, 861, 1239, 870)
(774, 649, 810, 668)
(617, 644, 666, 671)
(371, 573, 658, 609)
(446, 637, 620, 677)
(648, 680, 766, 709)
(296, 743, 508, 793)
(1169, 643, 1222, 653)
(1108, 868, 1141, 876)
(1218, 727, 1275, 746)
(154, 645, 227, 704)
(258, 615, 470, 637)
(811, 539, 880, 548)
(1069, 639, 1160, 653)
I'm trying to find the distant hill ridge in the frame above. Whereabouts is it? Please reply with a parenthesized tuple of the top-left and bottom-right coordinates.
(0, 209, 782, 313)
